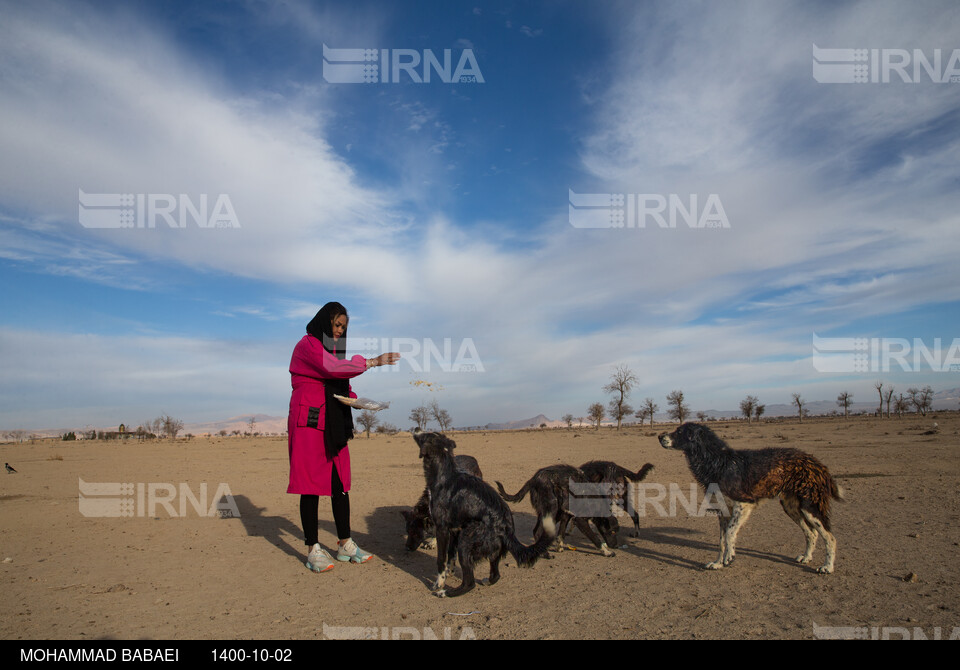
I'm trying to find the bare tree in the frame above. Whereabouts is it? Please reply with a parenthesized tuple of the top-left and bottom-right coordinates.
(894, 393, 909, 418)
(883, 385, 895, 418)
(904, 386, 934, 416)
(836, 391, 853, 418)
(874, 381, 884, 418)
(437, 409, 452, 432)
(791, 393, 806, 423)
(357, 410, 379, 438)
(429, 399, 453, 432)
(608, 399, 634, 430)
(562, 413, 574, 428)
(666, 390, 689, 424)
(247, 416, 258, 436)
(754, 403, 766, 422)
(162, 415, 184, 441)
(635, 398, 659, 426)
(740, 395, 758, 423)
(905, 387, 919, 414)
(408, 406, 430, 432)
(588, 402, 605, 430)
(913, 385, 934, 416)
(603, 365, 637, 431)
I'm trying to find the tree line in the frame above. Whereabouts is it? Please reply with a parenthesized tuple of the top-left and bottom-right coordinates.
(569, 365, 943, 429)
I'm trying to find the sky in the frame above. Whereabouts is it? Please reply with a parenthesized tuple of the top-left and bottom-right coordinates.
(1, 0, 960, 432)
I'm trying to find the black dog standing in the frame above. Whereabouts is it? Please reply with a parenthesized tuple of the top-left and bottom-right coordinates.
(412, 430, 553, 597)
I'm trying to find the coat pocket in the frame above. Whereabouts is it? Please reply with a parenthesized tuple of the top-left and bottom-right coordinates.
(296, 403, 323, 429)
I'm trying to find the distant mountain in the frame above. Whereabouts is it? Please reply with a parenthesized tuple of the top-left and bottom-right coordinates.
(699, 387, 960, 420)
(468, 387, 960, 430)
(16, 414, 288, 439)
(478, 414, 560, 431)
(183, 414, 287, 436)
(649, 387, 960, 421)
(11, 388, 959, 439)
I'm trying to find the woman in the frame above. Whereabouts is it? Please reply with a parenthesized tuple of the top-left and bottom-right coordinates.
(287, 302, 399, 572)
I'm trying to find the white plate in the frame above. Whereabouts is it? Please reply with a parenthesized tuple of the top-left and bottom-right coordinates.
(333, 395, 391, 411)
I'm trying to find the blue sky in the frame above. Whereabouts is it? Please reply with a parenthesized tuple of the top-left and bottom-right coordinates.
(2, 0, 960, 432)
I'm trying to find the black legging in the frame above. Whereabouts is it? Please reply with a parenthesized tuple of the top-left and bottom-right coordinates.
(300, 464, 350, 546)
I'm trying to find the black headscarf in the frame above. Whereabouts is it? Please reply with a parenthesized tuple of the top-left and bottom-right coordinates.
(306, 301, 348, 358)
(306, 302, 354, 458)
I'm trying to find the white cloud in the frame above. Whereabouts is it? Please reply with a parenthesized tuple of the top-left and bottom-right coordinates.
(2, 1, 958, 431)
(574, 1, 960, 328)
(0, 2, 411, 291)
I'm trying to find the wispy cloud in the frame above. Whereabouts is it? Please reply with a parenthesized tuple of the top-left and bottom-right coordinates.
(0, 2, 406, 289)
(1, 1, 958, 430)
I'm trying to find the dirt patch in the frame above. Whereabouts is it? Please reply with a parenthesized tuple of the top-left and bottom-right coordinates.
(2, 413, 958, 640)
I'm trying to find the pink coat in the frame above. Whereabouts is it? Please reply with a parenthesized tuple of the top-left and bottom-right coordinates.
(286, 334, 367, 496)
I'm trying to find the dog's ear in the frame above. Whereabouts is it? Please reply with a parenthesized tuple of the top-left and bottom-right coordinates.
(438, 434, 456, 452)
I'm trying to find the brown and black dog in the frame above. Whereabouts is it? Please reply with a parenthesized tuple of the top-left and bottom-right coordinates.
(659, 422, 843, 573)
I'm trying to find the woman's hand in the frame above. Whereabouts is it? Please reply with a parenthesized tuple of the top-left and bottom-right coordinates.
(367, 352, 401, 369)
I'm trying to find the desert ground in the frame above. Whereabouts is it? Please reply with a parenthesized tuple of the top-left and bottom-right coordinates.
(2, 413, 959, 641)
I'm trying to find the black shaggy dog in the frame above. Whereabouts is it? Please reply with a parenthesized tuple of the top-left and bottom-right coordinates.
(659, 422, 843, 574)
(413, 430, 553, 598)
(578, 460, 655, 540)
(496, 464, 619, 557)
(402, 454, 483, 551)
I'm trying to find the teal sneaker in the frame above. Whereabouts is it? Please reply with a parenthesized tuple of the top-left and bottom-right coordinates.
(305, 543, 335, 573)
(336, 538, 373, 564)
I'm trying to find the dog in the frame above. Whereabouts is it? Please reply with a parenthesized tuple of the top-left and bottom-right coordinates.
(402, 453, 483, 551)
(659, 422, 843, 574)
(413, 430, 553, 597)
(496, 464, 619, 557)
(577, 460, 654, 540)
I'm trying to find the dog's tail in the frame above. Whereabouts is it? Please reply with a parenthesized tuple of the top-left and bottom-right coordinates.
(630, 463, 654, 481)
(505, 517, 555, 568)
(831, 478, 845, 502)
(495, 479, 532, 503)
